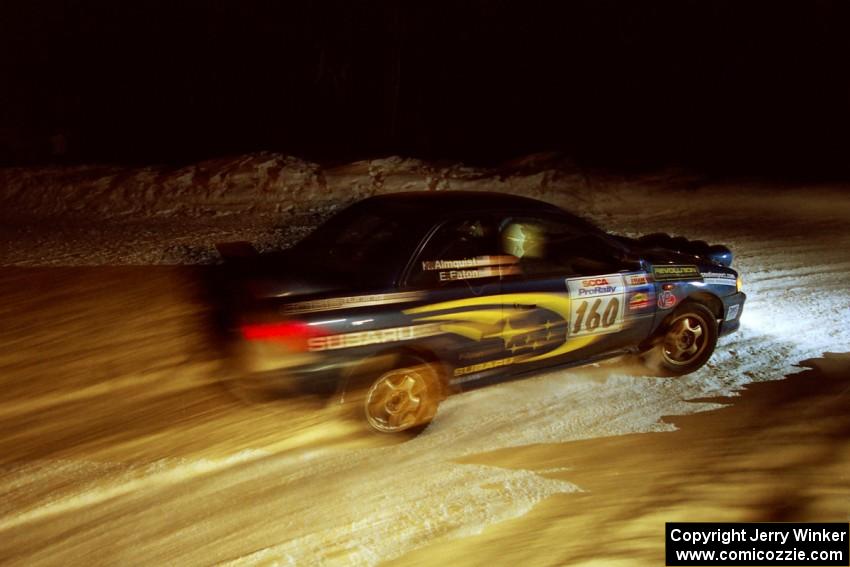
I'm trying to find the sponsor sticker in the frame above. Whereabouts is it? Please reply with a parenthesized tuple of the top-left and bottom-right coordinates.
(453, 356, 517, 377)
(727, 304, 740, 320)
(628, 292, 651, 310)
(566, 274, 627, 336)
(570, 275, 621, 298)
(628, 274, 648, 286)
(658, 290, 677, 309)
(701, 271, 737, 286)
(306, 322, 443, 351)
(652, 265, 702, 282)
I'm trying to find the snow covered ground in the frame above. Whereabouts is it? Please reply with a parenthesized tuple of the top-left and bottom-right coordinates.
(0, 156, 848, 565)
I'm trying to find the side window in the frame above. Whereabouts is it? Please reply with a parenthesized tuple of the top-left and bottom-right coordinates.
(498, 216, 621, 277)
(409, 217, 514, 286)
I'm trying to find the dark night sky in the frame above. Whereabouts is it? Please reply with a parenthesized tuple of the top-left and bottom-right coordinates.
(2, 1, 849, 176)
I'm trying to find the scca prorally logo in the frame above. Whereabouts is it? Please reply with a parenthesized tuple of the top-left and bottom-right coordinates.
(578, 277, 618, 296)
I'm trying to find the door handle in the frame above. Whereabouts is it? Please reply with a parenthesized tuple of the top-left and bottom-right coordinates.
(513, 303, 537, 310)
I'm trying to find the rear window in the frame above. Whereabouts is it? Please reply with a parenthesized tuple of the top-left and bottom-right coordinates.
(293, 202, 427, 286)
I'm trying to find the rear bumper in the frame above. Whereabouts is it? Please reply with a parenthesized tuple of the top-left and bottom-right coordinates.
(719, 291, 746, 336)
(226, 363, 340, 397)
(223, 339, 342, 397)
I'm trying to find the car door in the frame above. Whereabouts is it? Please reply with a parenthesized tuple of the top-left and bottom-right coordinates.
(495, 214, 655, 373)
(402, 215, 516, 378)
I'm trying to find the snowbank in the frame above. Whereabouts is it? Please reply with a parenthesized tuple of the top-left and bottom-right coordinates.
(0, 153, 324, 220)
(0, 152, 684, 222)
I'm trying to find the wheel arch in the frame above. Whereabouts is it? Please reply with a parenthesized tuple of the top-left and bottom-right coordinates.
(683, 291, 724, 320)
(656, 291, 723, 333)
(335, 343, 449, 403)
(641, 291, 722, 351)
(640, 295, 721, 376)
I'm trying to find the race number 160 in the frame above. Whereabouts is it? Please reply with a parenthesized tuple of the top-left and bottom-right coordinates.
(573, 297, 620, 334)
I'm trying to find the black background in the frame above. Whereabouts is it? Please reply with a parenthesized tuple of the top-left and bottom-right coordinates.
(2, 1, 850, 178)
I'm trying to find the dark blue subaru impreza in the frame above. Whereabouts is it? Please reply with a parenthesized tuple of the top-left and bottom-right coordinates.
(216, 191, 746, 433)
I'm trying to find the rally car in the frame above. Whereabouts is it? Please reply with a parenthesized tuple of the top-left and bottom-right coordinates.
(214, 191, 745, 433)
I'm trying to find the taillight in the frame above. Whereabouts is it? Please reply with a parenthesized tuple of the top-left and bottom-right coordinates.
(240, 321, 325, 351)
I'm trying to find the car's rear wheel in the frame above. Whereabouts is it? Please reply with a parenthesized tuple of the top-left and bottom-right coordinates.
(363, 364, 441, 433)
(343, 354, 444, 435)
(643, 302, 718, 376)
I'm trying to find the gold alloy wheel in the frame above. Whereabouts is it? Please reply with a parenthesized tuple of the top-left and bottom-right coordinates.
(365, 368, 430, 433)
(364, 367, 431, 433)
(662, 313, 709, 366)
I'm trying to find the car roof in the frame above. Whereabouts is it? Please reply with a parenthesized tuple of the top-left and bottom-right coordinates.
(354, 191, 564, 220)
(288, 190, 605, 289)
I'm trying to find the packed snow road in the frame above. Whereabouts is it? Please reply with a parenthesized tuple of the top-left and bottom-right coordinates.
(1, 184, 849, 565)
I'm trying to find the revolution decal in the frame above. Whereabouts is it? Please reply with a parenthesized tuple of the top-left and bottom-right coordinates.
(565, 274, 626, 337)
(306, 322, 443, 351)
(280, 291, 427, 314)
(701, 271, 737, 286)
(652, 265, 703, 282)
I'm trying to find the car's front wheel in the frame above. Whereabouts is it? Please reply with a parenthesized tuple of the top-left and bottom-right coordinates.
(643, 302, 718, 376)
